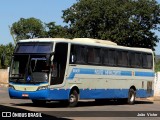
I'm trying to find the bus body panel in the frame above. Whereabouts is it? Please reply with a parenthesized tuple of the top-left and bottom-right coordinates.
(9, 88, 70, 100)
(8, 38, 155, 103)
(9, 88, 153, 100)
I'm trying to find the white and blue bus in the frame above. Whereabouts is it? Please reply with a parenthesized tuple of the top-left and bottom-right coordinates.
(8, 38, 154, 107)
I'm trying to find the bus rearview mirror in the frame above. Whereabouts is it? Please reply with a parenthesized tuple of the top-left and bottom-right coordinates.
(46, 52, 55, 65)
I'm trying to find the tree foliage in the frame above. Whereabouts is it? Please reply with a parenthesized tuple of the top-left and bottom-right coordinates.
(62, 0, 160, 50)
(155, 60, 160, 72)
(11, 18, 46, 40)
(0, 43, 14, 68)
(10, 0, 160, 51)
(10, 0, 160, 50)
(45, 22, 72, 38)
(11, 18, 73, 41)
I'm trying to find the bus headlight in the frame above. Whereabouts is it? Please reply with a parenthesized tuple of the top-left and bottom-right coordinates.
(37, 85, 48, 91)
(9, 84, 15, 90)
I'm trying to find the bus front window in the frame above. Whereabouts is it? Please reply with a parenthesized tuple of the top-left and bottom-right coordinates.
(30, 58, 49, 83)
(31, 58, 49, 73)
(11, 55, 28, 78)
(10, 55, 50, 84)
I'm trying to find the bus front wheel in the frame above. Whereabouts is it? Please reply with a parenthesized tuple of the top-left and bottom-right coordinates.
(127, 89, 136, 105)
(68, 90, 78, 107)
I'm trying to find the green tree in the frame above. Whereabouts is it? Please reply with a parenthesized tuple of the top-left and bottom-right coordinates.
(155, 60, 160, 72)
(62, 0, 160, 50)
(11, 17, 46, 41)
(0, 44, 5, 68)
(0, 43, 14, 68)
(45, 22, 72, 38)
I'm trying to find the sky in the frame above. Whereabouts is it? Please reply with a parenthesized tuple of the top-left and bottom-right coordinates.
(0, 0, 77, 43)
(0, 0, 160, 55)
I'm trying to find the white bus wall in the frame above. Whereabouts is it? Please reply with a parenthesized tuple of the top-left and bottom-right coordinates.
(65, 65, 154, 99)
(154, 72, 160, 97)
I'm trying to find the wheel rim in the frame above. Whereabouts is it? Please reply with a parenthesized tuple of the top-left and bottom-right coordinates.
(70, 94, 76, 103)
(130, 93, 134, 102)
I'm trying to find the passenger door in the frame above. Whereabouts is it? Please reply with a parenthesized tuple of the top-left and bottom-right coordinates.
(50, 43, 68, 85)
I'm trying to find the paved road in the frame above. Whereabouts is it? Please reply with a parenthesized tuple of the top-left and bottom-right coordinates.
(0, 86, 160, 120)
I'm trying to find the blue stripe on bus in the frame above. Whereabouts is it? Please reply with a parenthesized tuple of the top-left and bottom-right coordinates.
(67, 68, 154, 79)
(135, 72, 154, 77)
(9, 88, 153, 100)
(79, 89, 153, 99)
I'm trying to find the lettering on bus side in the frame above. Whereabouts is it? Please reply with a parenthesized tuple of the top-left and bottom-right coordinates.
(95, 69, 103, 75)
(72, 68, 80, 73)
(104, 70, 121, 76)
(94, 69, 121, 76)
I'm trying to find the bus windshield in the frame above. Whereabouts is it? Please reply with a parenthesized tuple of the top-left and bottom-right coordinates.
(10, 55, 50, 84)
(15, 42, 53, 53)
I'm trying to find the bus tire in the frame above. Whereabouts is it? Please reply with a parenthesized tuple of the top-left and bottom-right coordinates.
(68, 90, 78, 107)
(127, 89, 136, 105)
(32, 100, 46, 105)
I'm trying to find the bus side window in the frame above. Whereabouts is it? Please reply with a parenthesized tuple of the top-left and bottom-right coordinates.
(142, 53, 153, 69)
(102, 48, 109, 65)
(147, 54, 153, 69)
(77, 46, 86, 64)
(70, 45, 86, 64)
(87, 47, 101, 65)
(70, 45, 77, 63)
(117, 50, 128, 67)
(129, 52, 136, 68)
(108, 49, 116, 66)
(135, 53, 142, 68)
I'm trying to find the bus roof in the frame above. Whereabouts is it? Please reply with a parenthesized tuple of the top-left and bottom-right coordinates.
(72, 38, 117, 45)
(18, 38, 71, 42)
(18, 38, 153, 53)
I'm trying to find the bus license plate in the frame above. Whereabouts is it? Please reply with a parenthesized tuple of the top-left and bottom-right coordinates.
(22, 94, 29, 97)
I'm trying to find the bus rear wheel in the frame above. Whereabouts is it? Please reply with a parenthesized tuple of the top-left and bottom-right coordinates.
(127, 89, 136, 105)
(68, 90, 78, 107)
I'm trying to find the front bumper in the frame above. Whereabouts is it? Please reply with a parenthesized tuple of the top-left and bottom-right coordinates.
(8, 88, 70, 100)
